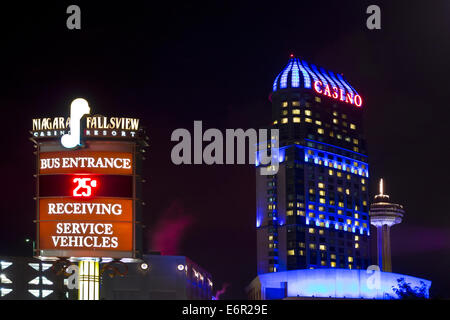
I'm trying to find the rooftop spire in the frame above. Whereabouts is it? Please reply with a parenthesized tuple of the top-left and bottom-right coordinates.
(374, 178, 390, 201)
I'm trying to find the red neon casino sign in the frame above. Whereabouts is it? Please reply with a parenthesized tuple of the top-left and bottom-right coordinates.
(313, 80, 363, 107)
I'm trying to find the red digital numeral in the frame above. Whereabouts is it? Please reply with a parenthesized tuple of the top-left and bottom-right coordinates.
(73, 177, 98, 197)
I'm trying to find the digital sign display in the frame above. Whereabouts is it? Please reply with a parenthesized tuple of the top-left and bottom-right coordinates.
(35, 146, 141, 259)
(39, 175, 133, 198)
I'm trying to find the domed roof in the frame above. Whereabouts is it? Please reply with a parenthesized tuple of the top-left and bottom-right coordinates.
(272, 56, 360, 97)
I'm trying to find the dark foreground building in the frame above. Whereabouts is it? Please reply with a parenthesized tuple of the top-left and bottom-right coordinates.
(0, 254, 213, 300)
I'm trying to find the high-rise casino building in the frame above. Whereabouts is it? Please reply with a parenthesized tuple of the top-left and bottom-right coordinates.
(255, 55, 370, 274)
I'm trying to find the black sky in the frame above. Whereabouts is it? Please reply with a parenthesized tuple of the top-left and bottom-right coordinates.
(1, 1, 450, 299)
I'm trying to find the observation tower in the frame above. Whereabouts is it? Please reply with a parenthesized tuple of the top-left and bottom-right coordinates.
(369, 179, 404, 272)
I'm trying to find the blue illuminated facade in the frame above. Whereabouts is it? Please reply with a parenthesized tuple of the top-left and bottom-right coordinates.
(272, 57, 359, 98)
(251, 56, 432, 300)
(256, 56, 370, 275)
(247, 268, 431, 300)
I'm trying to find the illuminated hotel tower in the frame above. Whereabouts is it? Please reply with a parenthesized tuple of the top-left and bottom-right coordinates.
(369, 179, 404, 272)
(256, 55, 371, 274)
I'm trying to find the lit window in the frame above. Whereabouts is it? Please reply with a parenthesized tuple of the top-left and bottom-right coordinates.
(292, 109, 300, 115)
(282, 118, 288, 124)
(331, 261, 336, 267)
(273, 120, 278, 125)
(348, 257, 354, 262)
(292, 101, 300, 106)
(305, 110, 312, 116)
(317, 128, 324, 134)
(288, 250, 295, 256)
(319, 198, 326, 204)
(337, 172, 342, 177)
(353, 138, 359, 144)
(309, 244, 316, 249)
(299, 250, 304, 256)
(337, 134, 342, 139)
(309, 228, 315, 234)
(282, 101, 288, 107)
(345, 189, 350, 195)
(319, 230, 324, 235)
(331, 254, 336, 260)
(350, 123, 356, 130)
(318, 183, 325, 189)
(315, 120, 322, 125)
(269, 235, 273, 241)
(282, 110, 288, 115)
(333, 111, 338, 116)
(329, 131, 334, 137)
(319, 245, 326, 251)
(315, 97, 321, 103)
(319, 190, 326, 196)
(321, 261, 327, 266)
(308, 204, 315, 210)
(328, 169, 334, 176)
(293, 117, 301, 123)
(333, 118, 339, 124)
(362, 186, 367, 192)
(355, 243, 359, 249)
(337, 187, 343, 193)
(305, 118, 312, 123)
(299, 242, 306, 248)
(308, 212, 315, 218)
(287, 210, 293, 216)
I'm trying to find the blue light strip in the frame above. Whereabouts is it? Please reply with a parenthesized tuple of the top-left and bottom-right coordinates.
(327, 71, 347, 95)
(280, 60, 294, 89)
(304, 138, 368, 158)
(311, 64, 328, 87)
(320, 67, 337, 89)
(272, 73, 281, 92)
(291, 60, 300, 88)
(301, 60, 320, 86)
(337, 73, 356, 96)
(304, 146, 369, 178)
(296, 58, 311, 88)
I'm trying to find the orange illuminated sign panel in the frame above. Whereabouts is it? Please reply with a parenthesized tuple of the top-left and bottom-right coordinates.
(39, 221, 133, 252)
(39, 151, 133, 175)
(39, 198, 133, 222)
(38, 198, 134, 253)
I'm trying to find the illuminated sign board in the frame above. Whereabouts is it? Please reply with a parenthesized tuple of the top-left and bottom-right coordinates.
(31, 115, 141, 138)
(313, 80, 363, 107)
(39, 151, 133, 175)
(32, 98, 147, 260)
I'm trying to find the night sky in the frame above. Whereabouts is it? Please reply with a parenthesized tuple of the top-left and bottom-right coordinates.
(1, 1, 449, 299)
